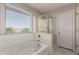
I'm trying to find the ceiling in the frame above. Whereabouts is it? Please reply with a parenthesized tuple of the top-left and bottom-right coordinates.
(26, 3, 71, 13)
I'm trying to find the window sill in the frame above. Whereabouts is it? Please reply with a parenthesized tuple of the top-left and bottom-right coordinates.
(5, 32, 33, 35)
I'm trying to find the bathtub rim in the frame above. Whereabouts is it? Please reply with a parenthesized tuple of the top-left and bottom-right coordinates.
(32, 44, 48, 55)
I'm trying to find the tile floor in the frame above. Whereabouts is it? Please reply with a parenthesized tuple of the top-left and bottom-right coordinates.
(52, 47, 76, 55)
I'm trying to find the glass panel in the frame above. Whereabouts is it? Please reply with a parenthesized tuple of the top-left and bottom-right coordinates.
(6, 8, 32, 33)
(37, 15, 48, 32)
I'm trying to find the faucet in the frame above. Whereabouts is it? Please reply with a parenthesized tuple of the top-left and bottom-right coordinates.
(36, 34, 41, 49)
(38, 34, 41, 38)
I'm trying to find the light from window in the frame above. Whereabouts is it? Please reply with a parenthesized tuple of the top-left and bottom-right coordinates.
(6, 8, 32, 33)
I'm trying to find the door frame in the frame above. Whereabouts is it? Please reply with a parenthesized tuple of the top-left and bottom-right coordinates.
(56, 10, 76, 52)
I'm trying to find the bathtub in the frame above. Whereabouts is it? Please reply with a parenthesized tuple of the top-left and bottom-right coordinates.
(0, 40, 48, 55)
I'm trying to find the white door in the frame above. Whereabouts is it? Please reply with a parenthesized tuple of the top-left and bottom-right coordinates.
(57, 10, 75, 50)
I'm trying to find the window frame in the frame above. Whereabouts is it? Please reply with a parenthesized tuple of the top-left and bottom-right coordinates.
(5, 4, 33, 35)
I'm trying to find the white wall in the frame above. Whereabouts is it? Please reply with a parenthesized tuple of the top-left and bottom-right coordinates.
(0, 3, 6, 35)
(33, 16, 37, 33)
(49, 4, 75, 16)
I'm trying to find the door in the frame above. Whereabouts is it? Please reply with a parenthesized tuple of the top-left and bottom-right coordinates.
(57, 10, 75, 50)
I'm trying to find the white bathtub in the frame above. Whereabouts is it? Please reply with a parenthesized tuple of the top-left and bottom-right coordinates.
(0, 40, 48, 55)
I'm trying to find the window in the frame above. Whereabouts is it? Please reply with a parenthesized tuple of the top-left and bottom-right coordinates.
(6, 7, 32, 34)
